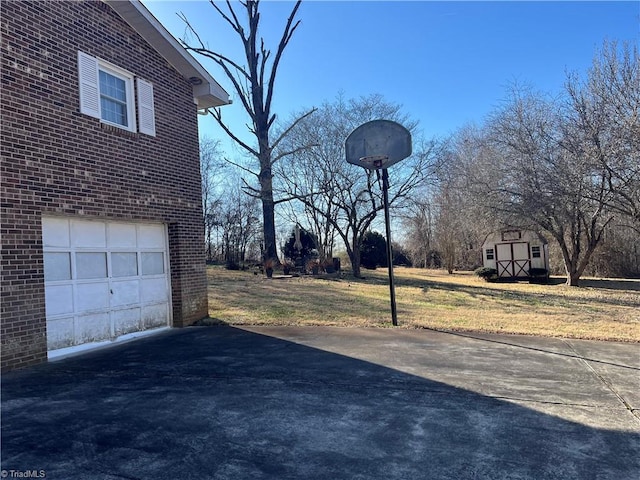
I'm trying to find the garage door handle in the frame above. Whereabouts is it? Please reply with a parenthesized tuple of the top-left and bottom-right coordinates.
(110, 289, 113, 294)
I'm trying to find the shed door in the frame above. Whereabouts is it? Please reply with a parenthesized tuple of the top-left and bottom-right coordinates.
(496, 242, 530, 278)
(42, 217, 171, 351)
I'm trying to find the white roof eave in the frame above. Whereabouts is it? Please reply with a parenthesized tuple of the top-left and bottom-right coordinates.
(104, 0, 230, 109)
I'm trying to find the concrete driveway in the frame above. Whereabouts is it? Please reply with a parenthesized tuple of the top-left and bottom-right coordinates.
(2, 326, 639, 479)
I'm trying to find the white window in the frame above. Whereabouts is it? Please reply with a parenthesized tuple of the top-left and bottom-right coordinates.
(111, 252, 138, 277)
(486, 248, 494, 260)
(44, 252, 71, 281)
(78, 51, 155, 136)
(141, 252, 165, 275)
(99, 68, 131, 127)
(76, 252, 108, 279)
(531, 246, 541, 258)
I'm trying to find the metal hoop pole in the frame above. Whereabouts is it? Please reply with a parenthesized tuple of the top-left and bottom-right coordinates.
(381, 168, 398, 326)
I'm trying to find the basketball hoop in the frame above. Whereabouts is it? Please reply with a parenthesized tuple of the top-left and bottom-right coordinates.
(359, 155, 388, 170)
(344, 119, 413, 327)
(345, 120, 411, 170)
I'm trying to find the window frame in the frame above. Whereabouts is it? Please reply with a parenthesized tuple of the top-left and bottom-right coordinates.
(531, 246, 541, 258)
(79, 51, 156, 135)
(98, 62, 136, 132)
(486, 248, 495, 260)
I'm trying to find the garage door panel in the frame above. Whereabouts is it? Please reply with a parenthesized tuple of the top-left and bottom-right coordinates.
(142, 304, 168, 329)
(108, 223, 137, 248)
(45, 285, 74, 316)
(76, 252, 108, 279)
(44, 252, 72, 281)
(76, 282, 110, 312)
(139, 224, 165, 248)
(46, 317, 74, 350)
(111, 252, 138, 277)
(141, 252, 164, 275)
(71, 220, 106, 248)
(42, 217, 70, 247)
(141, 277, 168, 303)
(111, 280, 140, 307)
(75, 313, 110, 344)
(113, 308, 141, 336)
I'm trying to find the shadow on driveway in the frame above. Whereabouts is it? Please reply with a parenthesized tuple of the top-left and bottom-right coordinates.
(2, 326, 639, 479)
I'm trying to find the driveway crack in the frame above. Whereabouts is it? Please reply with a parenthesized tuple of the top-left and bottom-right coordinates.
(562, 339, 640, 424)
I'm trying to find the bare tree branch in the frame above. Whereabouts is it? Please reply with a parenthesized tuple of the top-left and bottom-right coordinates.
(274, 93, 436, 276)
(180, 0, 306, 262)
(208, 108, 259, 157)
(271, 107, 317, 154)
(178, 13, 250, 82)
(222, 155, 259, 179)
(265, 1, 302, 117)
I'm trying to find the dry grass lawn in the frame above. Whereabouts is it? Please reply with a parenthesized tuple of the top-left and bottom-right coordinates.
(206, 265, 640, 342)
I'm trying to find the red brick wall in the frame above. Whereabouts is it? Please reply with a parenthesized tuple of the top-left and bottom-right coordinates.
(1, 0, 209, 371)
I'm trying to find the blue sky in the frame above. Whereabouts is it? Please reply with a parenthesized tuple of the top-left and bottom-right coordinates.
(143, 1, 640, 152)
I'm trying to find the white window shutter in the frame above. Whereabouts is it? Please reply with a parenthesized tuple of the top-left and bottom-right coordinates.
(137, 78, 156, 136)
(78, 51, 100, 118)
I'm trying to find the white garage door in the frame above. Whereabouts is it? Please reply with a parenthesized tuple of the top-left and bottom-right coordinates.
(42, 217, 171, 351)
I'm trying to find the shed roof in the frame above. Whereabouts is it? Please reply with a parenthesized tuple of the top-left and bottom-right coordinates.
(105, 0, 230, 109)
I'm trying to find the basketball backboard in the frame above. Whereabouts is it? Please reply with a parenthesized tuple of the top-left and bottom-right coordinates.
(345, 119, 412, 170)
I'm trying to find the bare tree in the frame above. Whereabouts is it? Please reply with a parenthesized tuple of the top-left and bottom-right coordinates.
(273, 96, 348, 262)
(200, 137, 225, 261)
(275, 94, 440, 277)
(274, 171, 330, 263)
(402, 42, 638, 281)
(433, 184, 459, 274)
(401, 198, 435, 268)
(588, 222, 640, 277)
(405, 126, 493, 272)
(485, 85, 617, 286)
(217, 180, 262, 268)
(180, 0, 314, 263)
(565, 41, 640, 232)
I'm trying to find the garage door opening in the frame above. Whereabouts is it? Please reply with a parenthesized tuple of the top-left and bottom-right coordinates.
(42, 217, 171, 354)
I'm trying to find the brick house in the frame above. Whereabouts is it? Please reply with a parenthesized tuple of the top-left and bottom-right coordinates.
(1, 0, 229, 371)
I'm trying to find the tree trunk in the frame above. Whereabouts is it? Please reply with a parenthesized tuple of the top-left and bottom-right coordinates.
(558, 240, 581, 286)
(345, 237, 363, 278)
(351, 250, 362, 278)
(260, 192, 277, 261)
(259, 152, 278, 262)
(566, 272, 581, 286)
(206, 227, 212, 262)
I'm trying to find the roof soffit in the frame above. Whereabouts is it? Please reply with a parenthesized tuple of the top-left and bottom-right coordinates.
(104, 0, 229, 109)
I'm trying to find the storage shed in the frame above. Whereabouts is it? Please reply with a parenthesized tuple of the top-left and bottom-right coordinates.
(482, 230, 549, 280)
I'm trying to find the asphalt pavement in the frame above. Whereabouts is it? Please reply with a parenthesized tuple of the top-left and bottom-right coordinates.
(1, 325, 639, 479)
